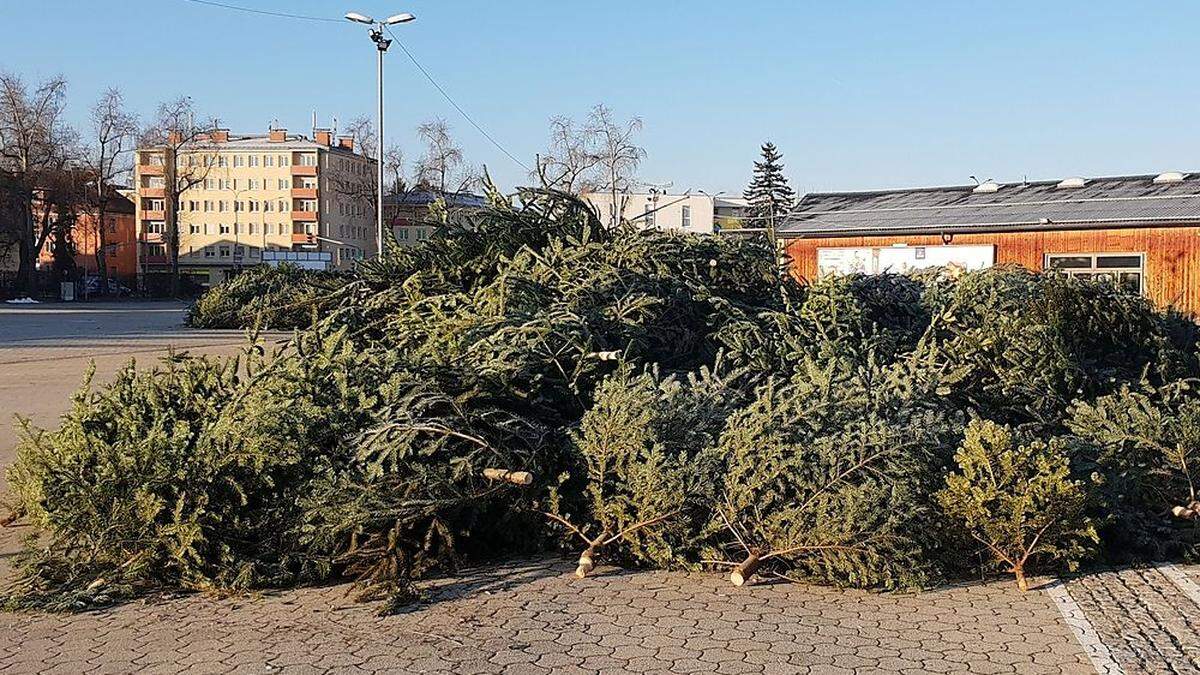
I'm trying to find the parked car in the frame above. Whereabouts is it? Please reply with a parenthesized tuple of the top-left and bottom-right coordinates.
(82, 277, 132, 297)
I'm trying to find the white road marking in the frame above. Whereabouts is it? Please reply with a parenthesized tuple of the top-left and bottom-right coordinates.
(1045, 580, 1124, 675)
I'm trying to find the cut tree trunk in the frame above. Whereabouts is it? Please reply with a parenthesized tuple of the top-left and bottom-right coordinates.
(482, 468, 533, 485)
(1013, 564, 1029, 592)
(730, 552, 762, 587)
(575, 533, 608, 579)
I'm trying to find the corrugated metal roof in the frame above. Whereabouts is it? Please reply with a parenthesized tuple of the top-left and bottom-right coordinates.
(780, 173, 1200, 236)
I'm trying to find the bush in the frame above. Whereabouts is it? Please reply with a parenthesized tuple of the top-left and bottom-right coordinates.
(10, 184, 1200, 612)
(550, 362, 744, 573)
(710, 355, 965, 589)
(186, 264, 346, 330)
(5, 328, 377, 610)
(921, 267, 1197, 425)
(1067, 382, 1200, 560)
(937, 419, 1096, 591)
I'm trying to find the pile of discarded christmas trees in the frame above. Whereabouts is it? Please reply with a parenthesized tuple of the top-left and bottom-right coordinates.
(6, 184, 1200, 612)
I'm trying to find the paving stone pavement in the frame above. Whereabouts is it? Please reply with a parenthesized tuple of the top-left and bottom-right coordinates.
(1064, 565, 1200, 674)
(0, 557, 1101, 674)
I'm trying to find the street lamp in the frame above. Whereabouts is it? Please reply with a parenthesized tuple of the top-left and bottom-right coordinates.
(345, 10, 416, 258)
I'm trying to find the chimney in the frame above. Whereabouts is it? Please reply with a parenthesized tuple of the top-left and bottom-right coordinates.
(337, 136, 355, 151)
(211, 129, 229, 143)
(314, 128, 332, 146)
(167, 131, 183, 145)
(269, 128, 287, 143)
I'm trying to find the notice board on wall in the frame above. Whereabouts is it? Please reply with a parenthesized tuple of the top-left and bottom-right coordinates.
(817, 245, 995, 275)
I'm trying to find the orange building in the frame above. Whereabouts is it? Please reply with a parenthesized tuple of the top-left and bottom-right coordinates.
(38, 191, 137, 282)
(781, 172, 1200, 315)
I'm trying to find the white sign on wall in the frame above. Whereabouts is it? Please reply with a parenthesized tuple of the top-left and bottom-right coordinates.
(817, 245, 995, 275)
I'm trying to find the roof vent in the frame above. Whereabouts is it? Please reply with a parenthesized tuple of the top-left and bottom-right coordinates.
(1056, 177, 1086, 189)
(972, 180, 1001, 194)
(1153, 171, 1187, 184)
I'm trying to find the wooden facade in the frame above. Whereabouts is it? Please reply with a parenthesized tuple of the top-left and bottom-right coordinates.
(784, 225, 1200, 315)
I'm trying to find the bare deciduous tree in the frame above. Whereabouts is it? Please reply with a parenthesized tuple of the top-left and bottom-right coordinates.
(83, 87, 137, 291)
(414, 119, 476, 194)
(534, 104, 645, 226)
(343, 116, 377, 160)
(384, 143, 406, 196)
(142, 96, 218, 297)
(0, 72, 75, 295)
(533, 115, 602, 195)
(588, 104, 645, 228)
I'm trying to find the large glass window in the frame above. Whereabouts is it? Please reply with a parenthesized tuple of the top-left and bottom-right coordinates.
(1046, 253, 1144, 293)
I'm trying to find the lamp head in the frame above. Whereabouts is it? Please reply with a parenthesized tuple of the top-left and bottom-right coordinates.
(345, 12, 374, 24)
(384, 13, 416, 24)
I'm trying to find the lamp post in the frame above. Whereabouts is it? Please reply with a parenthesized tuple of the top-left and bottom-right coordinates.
(345, 10, 415, 258)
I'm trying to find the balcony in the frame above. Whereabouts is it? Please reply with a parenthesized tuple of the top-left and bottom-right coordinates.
(142, 254, 168, 266)
(141, 211, 165, 221)
(291, 165, 318, 177)
(139, 164, 165, 176)
(291, 233, 316, 245)
(140, 232, 164, 243)
(291, 187, 318, 199)
(290, 209, 318, 221)
(140, 187, 165, 198)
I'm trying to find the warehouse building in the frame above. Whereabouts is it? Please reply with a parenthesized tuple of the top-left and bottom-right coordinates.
(781, 172, 1200, 314)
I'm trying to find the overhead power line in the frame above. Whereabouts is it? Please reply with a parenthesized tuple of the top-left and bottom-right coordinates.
(180, 0, 340, 23)
(384, 26, 530, 172)
(175, 0, 531, 173)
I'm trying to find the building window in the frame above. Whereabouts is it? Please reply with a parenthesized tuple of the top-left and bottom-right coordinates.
(1046, 253, 1144, 293)
(248, 155, 259, 167)
(217, 156, 227, 168)
(204, 246, 216, 258)
(189, 224, 200, 234)
(278, 154, 289, 167)
(681, 205, 691, 228)
(234, 155, 244, 168)
(219, 224, 231, 235)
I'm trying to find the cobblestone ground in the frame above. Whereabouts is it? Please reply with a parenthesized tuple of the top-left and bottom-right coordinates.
(0, 557, 1101, 675)
(1063, 565, 1200, 674)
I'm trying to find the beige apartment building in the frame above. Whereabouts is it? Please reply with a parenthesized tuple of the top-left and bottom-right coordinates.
(581, 191, 717, 235)
(134, 126, 376, 288)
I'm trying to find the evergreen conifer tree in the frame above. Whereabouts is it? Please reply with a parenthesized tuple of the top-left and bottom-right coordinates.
(743, 142, 797, 229)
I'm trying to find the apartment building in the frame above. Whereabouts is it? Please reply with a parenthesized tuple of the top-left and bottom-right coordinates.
(582, 191, 717, 234)
(134, 126, 376, 288)
(385, 190, 485, 247)
(37, 189, 137, 282)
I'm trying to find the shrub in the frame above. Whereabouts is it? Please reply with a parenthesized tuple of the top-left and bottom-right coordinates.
(5, 328, 378, 610)
(922, 267, 1196, 425)
(12, 184, 1200, 612)
(1067, 382, 1200, 560)
(937, 419, 1096, 591)
(550, 362, 745, 573)
(186, 264, 346, 330)
(710, 354, 965, 589)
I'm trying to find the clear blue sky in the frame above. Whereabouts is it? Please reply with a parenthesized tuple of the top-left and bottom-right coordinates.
(1, 1, 1198, 195)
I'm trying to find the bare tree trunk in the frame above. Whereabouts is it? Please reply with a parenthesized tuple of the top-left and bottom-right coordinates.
(1013, 564, 1028, 592)
(165, 148, 180, 298)
(95, 200, 108, 291)
(16, 204, 35, 296)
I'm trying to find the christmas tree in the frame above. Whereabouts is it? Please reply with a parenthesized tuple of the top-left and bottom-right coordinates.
(743, 142, 797, 229)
